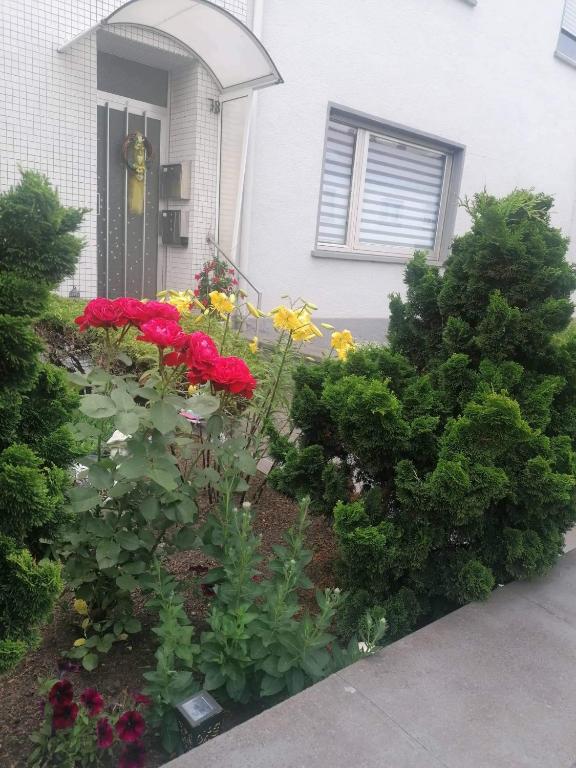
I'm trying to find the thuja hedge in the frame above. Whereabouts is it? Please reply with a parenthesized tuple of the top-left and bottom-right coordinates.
(0, 172, 84, 671)
(270, 190, 576, 639)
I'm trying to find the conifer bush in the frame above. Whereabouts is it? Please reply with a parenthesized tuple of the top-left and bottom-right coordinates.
(272, 190, 576, 640)
(0, 172, 84, 671)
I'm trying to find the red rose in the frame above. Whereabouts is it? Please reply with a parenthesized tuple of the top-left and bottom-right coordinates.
(209, 356, 256, 399)
(137, 318, 185, 348)
(116, 710, 146, 743)
(96, 717, 114, 749)
(116, 298, 180, 327)
(185, 332, 220, 384)
(52, 701, 79, 730)
(48, 679, 74, 707)
(80, 688, 104, 717)
(74, 298, 129, 332)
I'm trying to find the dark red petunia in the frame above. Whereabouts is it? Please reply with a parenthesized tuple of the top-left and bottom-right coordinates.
(132, 693, 152, 707)
(96, 717, 114, 749)
(118, 741, 146, 768)
(57, 658, 81, 676)
(201, 583, 216, 598)
(48, 679, 74, 707)
(52, 701, 79, 730)
(115, 710, 146, 743)
(80, 688, 104, 717)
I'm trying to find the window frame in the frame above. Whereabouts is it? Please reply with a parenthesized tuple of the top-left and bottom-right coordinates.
(313, 105, 465, 265)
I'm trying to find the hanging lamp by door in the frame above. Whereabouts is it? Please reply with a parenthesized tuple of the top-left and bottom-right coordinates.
(122, 131, 154, 215)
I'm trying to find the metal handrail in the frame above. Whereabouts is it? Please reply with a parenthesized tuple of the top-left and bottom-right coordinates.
(206, 234, 263, 320)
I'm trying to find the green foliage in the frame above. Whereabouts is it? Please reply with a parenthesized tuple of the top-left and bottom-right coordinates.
(143, 563, 199, 755)
(193, 497, 385, 704)
(0, 173, 83, 671)
(274, 190, 576, 641)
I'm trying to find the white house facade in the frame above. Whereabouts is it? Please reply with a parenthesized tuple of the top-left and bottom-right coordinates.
(2, 0, 576, 339)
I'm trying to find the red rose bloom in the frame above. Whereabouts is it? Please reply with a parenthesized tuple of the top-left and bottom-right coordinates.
(117, 298, 180, 327)
(137, 318, 185, 348)
(132, 692, 152, 707)
(184, 332, 220, 384)
(48, 679, 74, 707)
(74, 298, 129, 332)
(115, 710, 146, 743)
(80, 688, 104, 717)
(118, 741, 146, 768)
(52, 701, 79, 730)
(96, 717, 114, 749)
(209, 356, 256, 399)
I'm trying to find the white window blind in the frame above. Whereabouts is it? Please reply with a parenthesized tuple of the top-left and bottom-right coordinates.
(317, 121, 356, 244)
(359, 135, 446, 251)
(563, 0, 576, 36)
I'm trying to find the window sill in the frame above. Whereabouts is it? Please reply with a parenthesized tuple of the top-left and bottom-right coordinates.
(311, 248, 441, 265)
(555, 49, 576, 69)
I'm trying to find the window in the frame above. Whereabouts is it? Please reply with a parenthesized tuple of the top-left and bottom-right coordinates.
(315, 108, 464, 263)
(557, 0, 576, 66)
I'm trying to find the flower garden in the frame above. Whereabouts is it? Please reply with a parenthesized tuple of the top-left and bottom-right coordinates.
(2, 173, 576, 767)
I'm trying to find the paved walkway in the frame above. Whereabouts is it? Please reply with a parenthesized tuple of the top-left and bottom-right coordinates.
(167, 549, 576, 768)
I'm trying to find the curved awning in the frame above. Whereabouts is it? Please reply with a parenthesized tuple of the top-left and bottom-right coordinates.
(58, 0, 282, 94)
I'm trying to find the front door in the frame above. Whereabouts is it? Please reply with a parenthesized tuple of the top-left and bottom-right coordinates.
(96, 97, 165, 298)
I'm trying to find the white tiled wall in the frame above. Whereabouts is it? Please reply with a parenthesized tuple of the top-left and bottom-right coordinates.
(0, 0, 249, 298)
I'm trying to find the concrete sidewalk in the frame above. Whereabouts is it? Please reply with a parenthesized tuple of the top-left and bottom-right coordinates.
(166, 550, 576, 768)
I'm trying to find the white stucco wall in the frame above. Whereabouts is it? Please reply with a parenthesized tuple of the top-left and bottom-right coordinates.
(0, 0, 248, 298)
(244, 0, 576, 319)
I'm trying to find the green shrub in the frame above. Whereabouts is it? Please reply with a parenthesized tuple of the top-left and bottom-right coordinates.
(0, 172, 83, 671)
(273, 190, 576, 641)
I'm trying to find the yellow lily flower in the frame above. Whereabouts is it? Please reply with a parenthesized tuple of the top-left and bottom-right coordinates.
(209, 290, 235, 316)
(249, 336, 259, 354)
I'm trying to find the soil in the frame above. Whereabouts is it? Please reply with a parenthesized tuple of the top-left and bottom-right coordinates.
(0, 480, 337, 768)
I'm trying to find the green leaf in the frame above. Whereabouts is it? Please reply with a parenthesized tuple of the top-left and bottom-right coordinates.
(108, 481, 133, 498)
(236, 451, 258, 475)
(116, 410, 140, 435)
(82, 653, 98, 671)
(88, 464, 113, 490)
(80, 394, 117, 419)
(124, 618, 141, 634)
(86, 517, 114, 538)
(176, 497, 197, 524)
(95, 540, 121, 569)
(116, 456, 149, 480)
(185, 393, 220, 419)
(140, 497, 159, 522)
(68, 486, 101, 513)
(111, 389, 135, 411)
(150, 400, 178, 434)
(203, 666, 225, 690)
(172, 526, 198, 550)
(116, 573, 138, 591)
(260, 674, 286, 697)
(148, 468, 178, 491)
(122, 561, 147, 575)
(116, 530, 141, 551)
(116, 351, 133, 367)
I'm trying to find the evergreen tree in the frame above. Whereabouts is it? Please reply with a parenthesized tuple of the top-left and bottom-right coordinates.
(0, 172, 84, 671)
(272, 190, 576, 640)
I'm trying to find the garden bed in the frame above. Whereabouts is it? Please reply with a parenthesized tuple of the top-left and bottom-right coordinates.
(0, 480, 337, 768)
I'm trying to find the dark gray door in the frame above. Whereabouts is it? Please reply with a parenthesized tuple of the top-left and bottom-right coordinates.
(97, 105, 161, 299)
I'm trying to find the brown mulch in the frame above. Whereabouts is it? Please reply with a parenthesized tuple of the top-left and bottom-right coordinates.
(0, 481, 337, 768)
